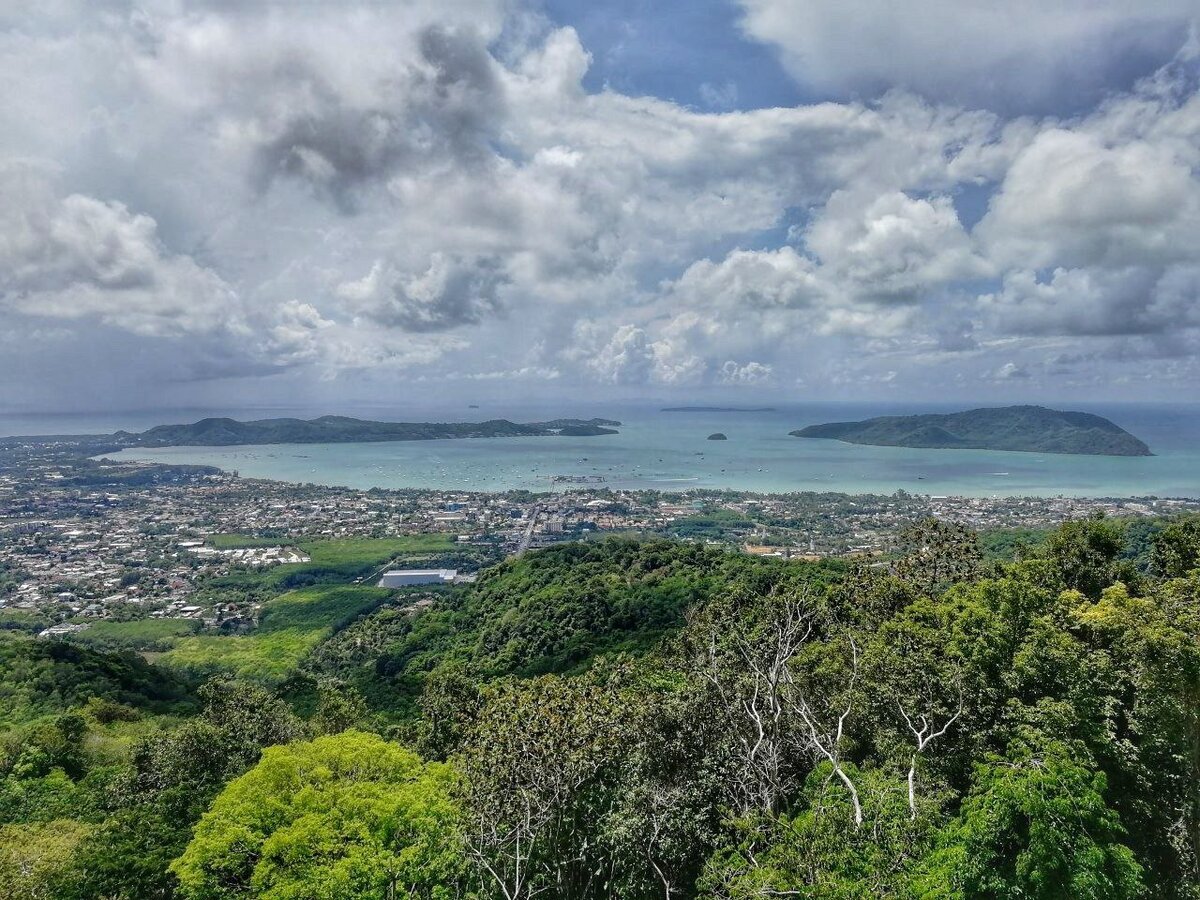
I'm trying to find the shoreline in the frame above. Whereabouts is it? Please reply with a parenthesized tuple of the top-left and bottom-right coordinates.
(96, 452, 1200, 506)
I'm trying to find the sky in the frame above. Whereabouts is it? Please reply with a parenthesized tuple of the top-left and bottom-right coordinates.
(2, 0, 1200, 412)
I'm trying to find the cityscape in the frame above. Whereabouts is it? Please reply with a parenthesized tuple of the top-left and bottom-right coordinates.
(4, 439, 1194, 639)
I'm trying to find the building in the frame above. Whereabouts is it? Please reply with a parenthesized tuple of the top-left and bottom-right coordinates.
(378, 568, 457, 588)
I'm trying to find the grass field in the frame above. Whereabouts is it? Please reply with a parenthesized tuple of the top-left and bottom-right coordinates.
(208, 534, 288, 549)
(160, 585, 391, 681)
(258, 535, 459, 588)
(75, 534, 459, 681)
(0, 609, 51, 634)
(73, 618, 201, 651)
(297, 535, 458, 564)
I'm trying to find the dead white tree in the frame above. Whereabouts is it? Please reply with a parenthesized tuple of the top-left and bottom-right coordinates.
(701, 595, 864, 827)
(702, 595, 814, 815)
(639, 782, 684, 900)
(785, 635, 863, 828)
(468, 787, 551, 900)
(897, 681, 963, 819)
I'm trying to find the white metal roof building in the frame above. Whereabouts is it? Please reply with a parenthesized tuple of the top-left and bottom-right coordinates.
(378, 569, 457, 588)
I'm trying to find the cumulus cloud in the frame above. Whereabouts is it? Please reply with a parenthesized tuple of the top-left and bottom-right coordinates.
(737, 0, 1196, 112)
(989, 361, 1031, 381)
(978, 129, 1200, 269)
(670, 247, 823, 313)
(805, 190, 989, 304)
(0, 164, 240, 337)
(981, 266, 1200, 337)
(3, 1, 1200, 403)
(719, 360, 774, 384)
(246, 24, 505, 210)
(975, 60, 1200, 349)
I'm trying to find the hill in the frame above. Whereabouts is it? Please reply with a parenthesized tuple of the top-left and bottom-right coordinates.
(116, 415, 621, 447)
(0, 634, 195, 726)
(790, 405, 1151, 456)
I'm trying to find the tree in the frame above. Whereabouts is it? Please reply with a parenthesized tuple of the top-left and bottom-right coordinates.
(0, 819, 91, 900)
(458, 672, 632, 900)
(1151, 518, 1200, 579)
(892, 517, 983, 597)
(1043, 515, 1126, 599)
(123, 679, 302, 811)
(311, 679, 368, 735)
(925, 734, 1143, 899)
(693, 591, 864, 824)
(699, 766, 940, 899)
(171, 730, 469, 900)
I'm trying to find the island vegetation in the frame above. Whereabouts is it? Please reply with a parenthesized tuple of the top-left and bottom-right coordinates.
(707, 433, 728, 440)
(791, 405, 1152, 456)
(103, 415, 622, 447)
(5, 517, 1200, 898)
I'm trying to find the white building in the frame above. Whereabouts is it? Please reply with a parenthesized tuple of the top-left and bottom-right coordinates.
(378, 569, 457, 588)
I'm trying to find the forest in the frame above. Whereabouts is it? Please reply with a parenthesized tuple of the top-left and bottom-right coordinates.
(4, 515, 1200, 898)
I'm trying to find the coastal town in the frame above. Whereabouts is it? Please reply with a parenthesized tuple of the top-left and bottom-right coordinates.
(3, 436, 1198, 638)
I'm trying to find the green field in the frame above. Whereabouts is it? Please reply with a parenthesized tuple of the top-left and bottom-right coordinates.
(79, 535, 460, 681)
(160, 585, 391, 681)
(71, 618, 201, 651)
(208, 534, 288, 549)
(297, 535, 458, 564)
(0, 609, 51, 634)
(260, 534, 459, 588)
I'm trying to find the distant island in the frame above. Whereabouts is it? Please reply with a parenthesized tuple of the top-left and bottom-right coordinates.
(790, 406, 1152, 457)
(663, 406, 776, 412)
(109, 416, 621, 447)
(707, 433, 728, 441)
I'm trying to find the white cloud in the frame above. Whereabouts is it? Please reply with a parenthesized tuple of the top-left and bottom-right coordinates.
(736, 0, 1195, 111)
(0, 164, 240, 337)
(805, 190, 989, 304)
(3, 2, 1200, 403)
(978, 129, 1200, 269)
(981, 266, 1200, 337)
(719, 360, 774, 384)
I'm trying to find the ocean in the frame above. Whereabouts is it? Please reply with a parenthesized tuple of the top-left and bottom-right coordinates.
(11, 400, 1194, 499)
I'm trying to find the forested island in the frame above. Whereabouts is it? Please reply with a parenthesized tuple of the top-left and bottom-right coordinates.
(107, 415, 621, 447)
(791, 405, 1152, 456)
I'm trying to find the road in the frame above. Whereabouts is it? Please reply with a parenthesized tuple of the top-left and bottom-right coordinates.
(516, 505, 541, 555)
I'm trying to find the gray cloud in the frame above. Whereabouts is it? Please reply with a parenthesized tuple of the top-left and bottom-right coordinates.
(338, 254, 509, 332)
(247, 25, 504, 210)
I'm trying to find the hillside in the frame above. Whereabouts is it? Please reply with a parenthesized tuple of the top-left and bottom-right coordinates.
(7, 522, 1200, 898)
(115, 415, 621, 447)
(790, 405, 1152, 456)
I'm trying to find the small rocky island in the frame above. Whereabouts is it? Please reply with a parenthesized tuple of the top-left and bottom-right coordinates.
(707, 433, 728, 441)
(790, 405, 1151, 456)
(111, 415, 621, 447)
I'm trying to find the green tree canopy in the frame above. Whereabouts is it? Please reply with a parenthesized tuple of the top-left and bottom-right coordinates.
(171, 731, 469, 900)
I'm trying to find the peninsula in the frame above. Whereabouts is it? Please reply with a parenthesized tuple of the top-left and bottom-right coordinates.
(790, 406, 1152, 456)
(105, 415, 621, 447)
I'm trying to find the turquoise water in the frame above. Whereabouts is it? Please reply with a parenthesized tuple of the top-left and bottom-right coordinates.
(79, 402, 1200, 499)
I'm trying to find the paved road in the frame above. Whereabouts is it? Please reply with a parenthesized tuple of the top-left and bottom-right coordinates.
(516, 505, 541, 555)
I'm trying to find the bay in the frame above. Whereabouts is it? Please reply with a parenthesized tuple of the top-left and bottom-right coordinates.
(58, 400, 1200, 499)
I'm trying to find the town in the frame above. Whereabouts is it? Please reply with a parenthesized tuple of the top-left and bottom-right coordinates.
(3, 436, 1198, 637)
